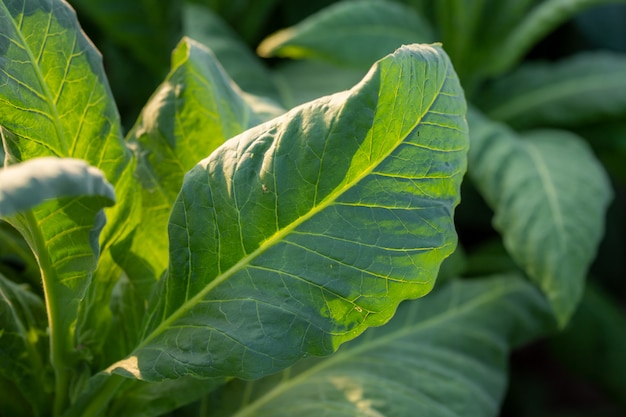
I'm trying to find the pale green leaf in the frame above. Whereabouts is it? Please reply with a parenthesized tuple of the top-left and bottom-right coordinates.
(209, 275, 554, 417)
(107, 43, 468, 382)
(487, 0, 626, 76)
(123, 36, 263, 288)
(0, 157, 114, 217)
(258, 0, 435, 67)
(0, 273, 51, 415)
(468, 110, 612, 325)
(478, 52, 626, 129)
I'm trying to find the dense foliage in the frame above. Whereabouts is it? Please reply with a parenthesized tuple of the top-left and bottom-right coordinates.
(0, 0, 624, 416)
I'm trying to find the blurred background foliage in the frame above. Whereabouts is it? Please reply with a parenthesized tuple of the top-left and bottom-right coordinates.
(55, 0, 626, 416)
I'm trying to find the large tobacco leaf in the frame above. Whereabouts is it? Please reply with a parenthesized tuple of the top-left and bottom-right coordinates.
(105, 43, 468, 382)
(103, 37, 265, 365)
(0, 0, 139, 411)
(468, 110, 612, 326)
(208, 275, 554, 417)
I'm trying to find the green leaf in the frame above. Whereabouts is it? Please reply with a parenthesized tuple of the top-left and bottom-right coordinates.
(107, 43, 468, 382)
(468, 110, 612, 326)
(486, 0, 626, 77)
(208, 275, 554, 417)
(0, 157, 115, 217)
(477, 52, 626, 129)
(258, 0, 435, 68)
(0, 273, 51, 415)
(0, 0, 138, 411)
(123, 36, 264, 290)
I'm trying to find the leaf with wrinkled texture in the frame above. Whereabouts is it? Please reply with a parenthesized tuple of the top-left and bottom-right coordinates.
(122, 36, 263, 292)
(0, 1, 139, 410)
(258, 0, 435, 67)
(468, 109, 612, 325)
(208, 275, 554, 417)
(477, 52, 626, 129)
(105, 43, 468, 382)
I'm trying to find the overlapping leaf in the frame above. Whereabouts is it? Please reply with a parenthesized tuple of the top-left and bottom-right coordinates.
(468, 109, 612, 325)
(106, 43, 468, 382)
(208, 275, 554, 417)
(0, 1, 138, 408)
(123, 36, 263, 288)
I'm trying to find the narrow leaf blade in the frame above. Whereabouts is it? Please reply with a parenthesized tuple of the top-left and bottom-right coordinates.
(209, 275, 554, 417)
(109, 43, 468, 382)
(258, 0, 435, 67)
(468, 110, 612, 325)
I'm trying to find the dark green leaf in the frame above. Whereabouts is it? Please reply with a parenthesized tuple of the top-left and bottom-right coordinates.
(468, 110, 612, 325)
(258, 0, 435, 67)
(209, 275, 554, 417)
(478, 52, 626, 129)
(107, 43, 468, 382)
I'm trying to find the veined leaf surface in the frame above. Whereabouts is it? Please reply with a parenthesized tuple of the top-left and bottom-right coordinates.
(208, 276, 554, 417)
(123, 36, 261, 285)
(108, 43, 468, 382)
(0, 1, 138, 410)
(468, 110, 612, 325)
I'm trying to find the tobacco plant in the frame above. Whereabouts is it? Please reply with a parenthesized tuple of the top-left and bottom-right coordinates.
(0, 0, 620, 417)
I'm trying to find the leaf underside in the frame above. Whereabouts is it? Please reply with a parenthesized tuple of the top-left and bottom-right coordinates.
(468, 109, 612, 325)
